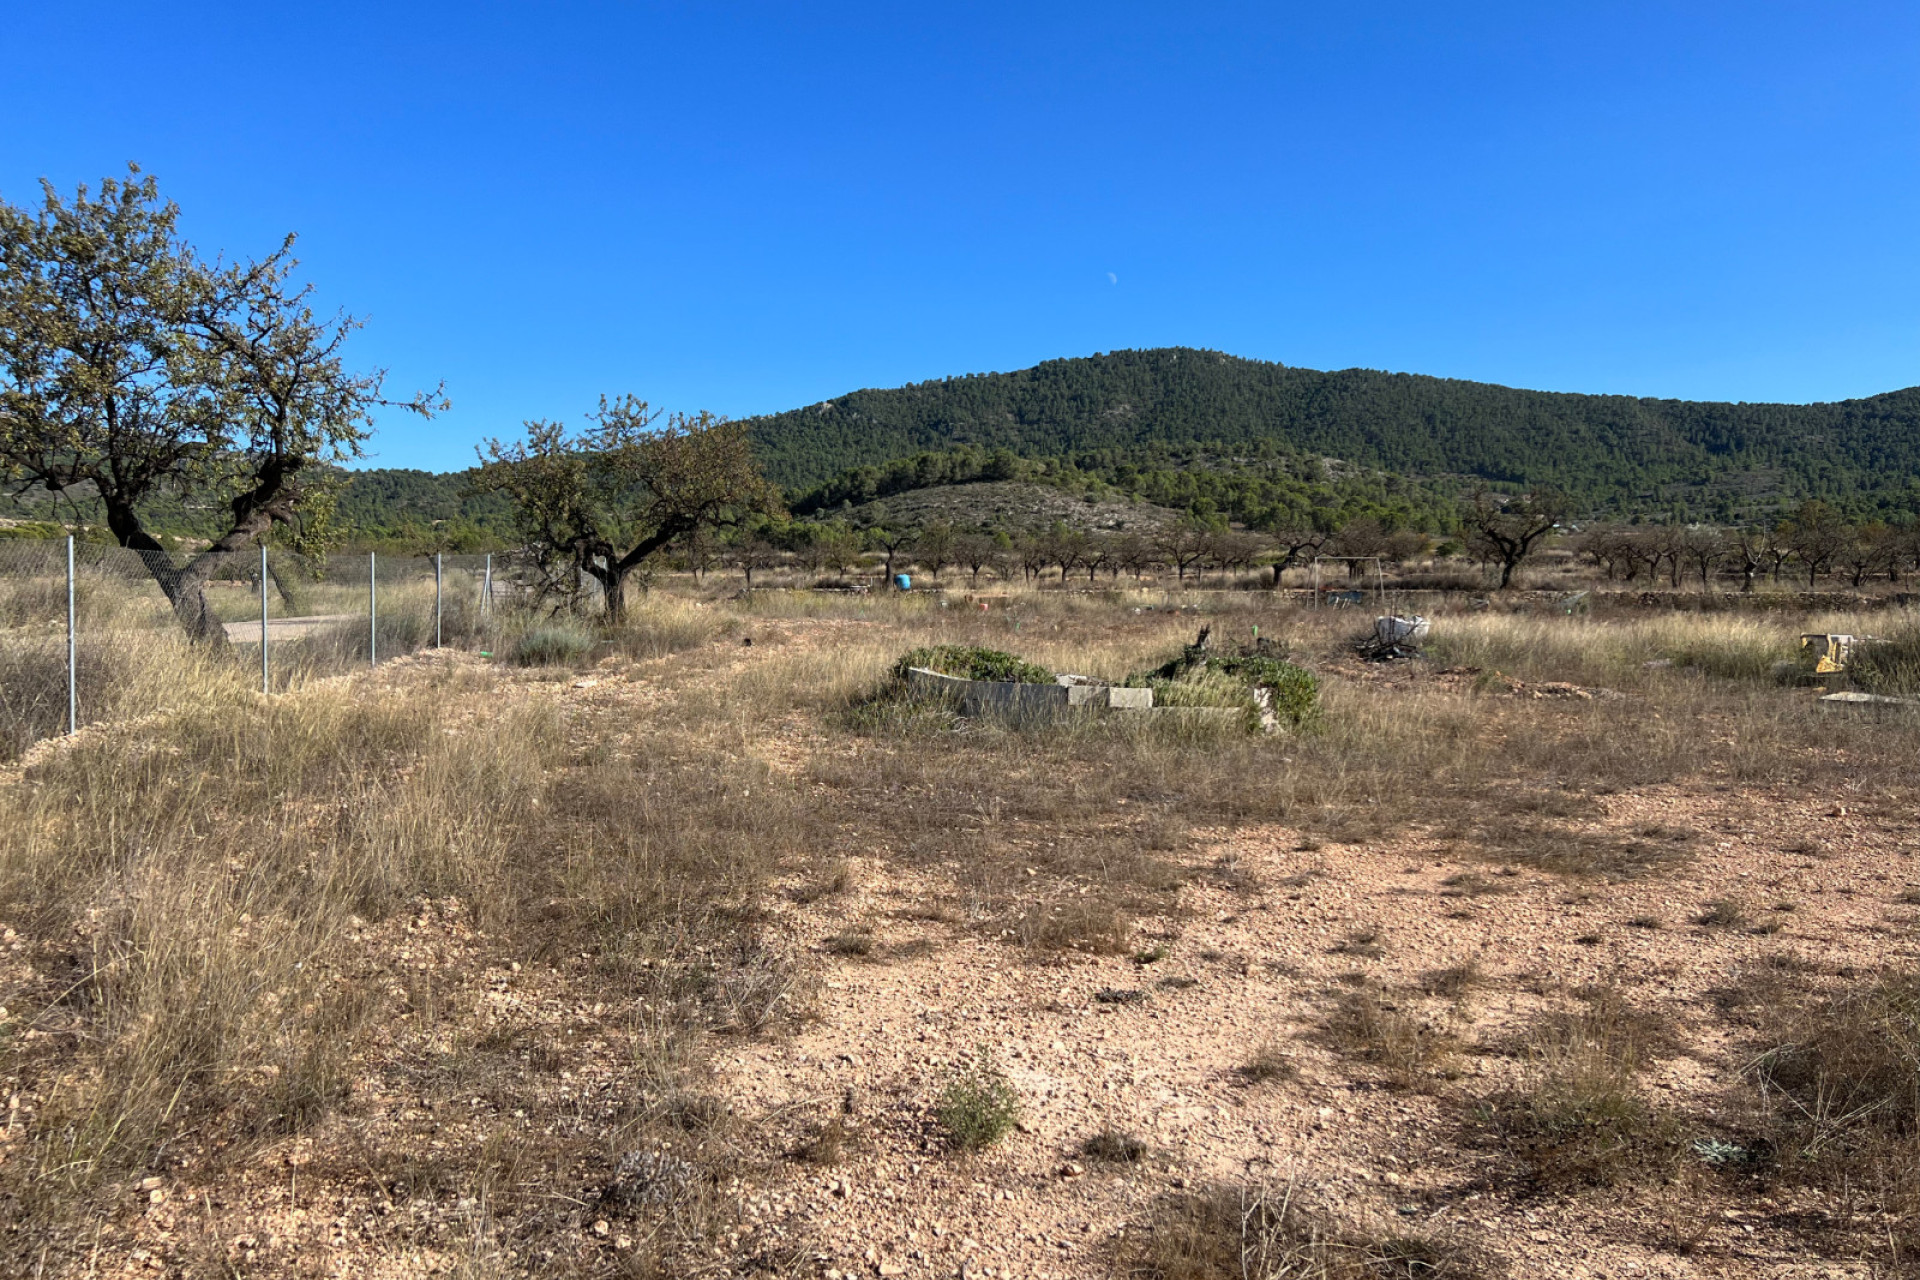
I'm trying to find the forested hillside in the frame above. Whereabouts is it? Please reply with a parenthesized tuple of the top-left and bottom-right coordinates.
(748, 348, 1920, 521)
(11, 347, 1920, 546)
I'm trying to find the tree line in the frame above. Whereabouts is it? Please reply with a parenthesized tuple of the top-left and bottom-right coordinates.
(1571, 500, 1920, 591)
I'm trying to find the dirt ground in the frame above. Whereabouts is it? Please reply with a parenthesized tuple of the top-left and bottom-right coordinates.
(7, 607, 1918, 1278)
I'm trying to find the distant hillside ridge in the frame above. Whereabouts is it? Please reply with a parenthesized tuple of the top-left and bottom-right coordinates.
(745, 347, 1920, 519)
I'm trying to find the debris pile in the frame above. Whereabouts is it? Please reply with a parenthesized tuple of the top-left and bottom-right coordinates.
(1355, 614, 1430, 662)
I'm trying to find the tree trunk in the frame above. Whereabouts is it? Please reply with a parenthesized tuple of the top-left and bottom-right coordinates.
(105, 502, 229, 648)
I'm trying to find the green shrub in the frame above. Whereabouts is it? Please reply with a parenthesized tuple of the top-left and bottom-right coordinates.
(1129, 652, 1319, 729)
(510, 623, 596, 667)
(1219, 654, 1320, 728)
(936, 1047, 1020, 1150)
(893, 645, 1053, 684)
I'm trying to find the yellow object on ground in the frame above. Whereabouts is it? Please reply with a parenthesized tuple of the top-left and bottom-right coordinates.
(1798, 633, 1856, 674)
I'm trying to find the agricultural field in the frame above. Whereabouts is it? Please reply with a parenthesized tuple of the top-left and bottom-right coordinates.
(2, 581, 1918, 1279)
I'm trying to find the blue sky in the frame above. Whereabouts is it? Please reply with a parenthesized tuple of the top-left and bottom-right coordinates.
(4, 2, 1917, 470)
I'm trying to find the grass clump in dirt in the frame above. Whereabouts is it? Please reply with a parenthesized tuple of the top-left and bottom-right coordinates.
(1331, 924, 1387, 959)
(1323, 989, 1454, 1089)
(1696, 897, 1748, 928)
(1120, 1183, 1492, 1279)
(893, 644, 1054, 684)
(1012, 898, 1133, 955)
(1238, 1040, 1297, 1084)
(1475, 990, 1676, 1189)
(1743, 971, 1920, 1220)
(824, 930, 874, 957)
(1082, 1127, 1149, 1164)
(1420, 961, 1484, 999)
(936, 1048, 1021, 1151)
(509, 621, 596, 666)
(1471, 820, 1692, 882)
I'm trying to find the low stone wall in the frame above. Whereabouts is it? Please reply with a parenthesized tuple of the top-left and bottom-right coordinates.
(905, 668, 1152, 719)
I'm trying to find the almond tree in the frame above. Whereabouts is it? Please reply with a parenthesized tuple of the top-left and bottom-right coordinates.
(0, 167, 440, 644)
(1464, 488, 1567, 589)
(474, 399, 780, 618)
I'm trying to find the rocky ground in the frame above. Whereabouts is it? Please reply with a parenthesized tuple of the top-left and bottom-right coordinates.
(5, 615, 1915, 1278)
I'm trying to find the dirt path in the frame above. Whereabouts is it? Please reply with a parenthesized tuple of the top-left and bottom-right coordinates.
(220, 612, 357, 642)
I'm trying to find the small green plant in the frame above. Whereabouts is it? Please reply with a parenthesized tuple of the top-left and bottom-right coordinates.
(936, 1047, 1021, 1150)
(892, 645, 1054, 684)
(510, 622, 595, 666)
(1133, 942, 1170, 966)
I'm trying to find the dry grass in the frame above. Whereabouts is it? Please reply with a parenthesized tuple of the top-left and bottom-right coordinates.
(1473, 989, 1677, 1189)
(1082, 1127, 1150, 1164)
(1121, 1183, 1494, 1279)
(11, 579, 1920, 1270)
(0, 638, 806, 1272)
(1238, 1039, 1298, 1084)
(1323, 989, 1455, 1089)
(1743, 970, 1920, 1227)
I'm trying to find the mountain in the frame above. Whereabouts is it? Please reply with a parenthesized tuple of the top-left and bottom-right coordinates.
(746, 348, 1920, 521)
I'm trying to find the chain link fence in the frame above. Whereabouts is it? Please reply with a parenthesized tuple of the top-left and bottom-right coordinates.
(0, 537, 533, 761)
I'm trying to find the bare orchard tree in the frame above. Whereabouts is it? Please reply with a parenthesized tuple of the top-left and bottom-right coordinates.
(0, 167, 442, 644)
(1155, 520, 1214, 583)
(473, 400, 780, 618)
(729, 525, 784, 588)
(1464, 488, 1568, 589)
(954, 531, 997, 585)
(1729, 525, 1771, 593)
(1675, 526, 1728, 589)
(914, 521, 956, 579)
(1264, 527, 1329, 587)
(1780, 500, 1849, 587)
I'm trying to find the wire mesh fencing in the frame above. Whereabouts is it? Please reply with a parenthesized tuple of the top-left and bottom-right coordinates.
(0, 537, 525, 761)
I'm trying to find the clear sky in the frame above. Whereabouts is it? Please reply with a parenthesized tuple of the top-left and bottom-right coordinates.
(4, 2, 1917, 470)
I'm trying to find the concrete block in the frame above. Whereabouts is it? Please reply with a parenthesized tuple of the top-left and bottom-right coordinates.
(905, 668, 1150, 718)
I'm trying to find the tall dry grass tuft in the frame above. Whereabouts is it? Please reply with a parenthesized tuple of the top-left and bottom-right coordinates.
(1122, 1182, 1493, 1279)
(0, 644, 804, 1269)
(1744, 970, 1920, 1224)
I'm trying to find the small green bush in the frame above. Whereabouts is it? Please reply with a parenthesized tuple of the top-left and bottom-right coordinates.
(510, 623, 596, 667)
(936, 1048, 1021, 1150)
(1128, 652, 1319, 729)
(1219, 654, 1320, 728)
(893, 645, 1053, 684)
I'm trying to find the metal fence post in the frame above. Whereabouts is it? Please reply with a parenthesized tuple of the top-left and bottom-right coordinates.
(66, 535, 76, 735)
(435, 552, 443, 648)
(369, 551, 377, 668)
(260, 543, 270, 695)
(483, 553, 492, 614)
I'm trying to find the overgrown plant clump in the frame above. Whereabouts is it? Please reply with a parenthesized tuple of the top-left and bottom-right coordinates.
(1744, 971, 1920, 1216)
(510, 622, 596, 666)
(1474, 993, 1677, 1189)
(1850, 626, 1920, 697)
(892, 644, 1054, 684)
(1130, 629, 1320, 730)
(935, 1047, 1021, 1150)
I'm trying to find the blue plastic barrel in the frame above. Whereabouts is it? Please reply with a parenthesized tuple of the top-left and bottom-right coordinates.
(893, 574, 911, 591)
